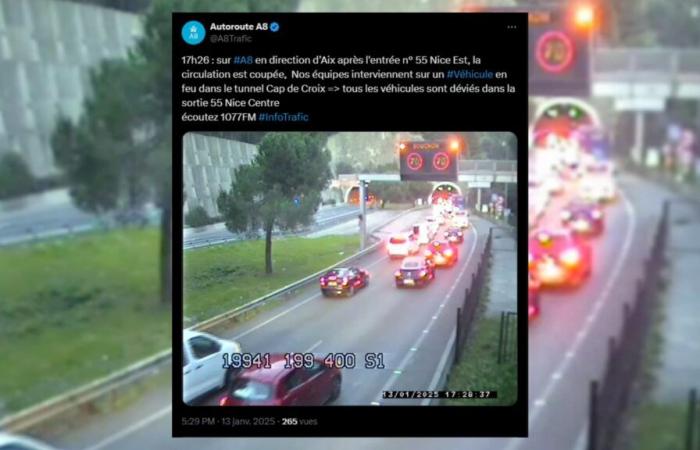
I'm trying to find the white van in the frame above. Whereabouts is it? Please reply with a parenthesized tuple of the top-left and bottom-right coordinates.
(412, 223, 433, 245)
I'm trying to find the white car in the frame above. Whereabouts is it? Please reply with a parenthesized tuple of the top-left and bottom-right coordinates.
(183, 329, 242, 403)
(451, 210, 470, 228)
(425, 216, 441, 233)
(580, 176, 616, 202)
(387, 233, 420, 258)
(0, 433, 57, 450)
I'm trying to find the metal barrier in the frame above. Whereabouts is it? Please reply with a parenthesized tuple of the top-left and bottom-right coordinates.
(454, 228, 493, 365)
(497, 311, 518, 364)
(587, 200, 670, 450)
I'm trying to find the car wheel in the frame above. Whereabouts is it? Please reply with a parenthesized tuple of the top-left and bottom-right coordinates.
(328, 376, 342, 403)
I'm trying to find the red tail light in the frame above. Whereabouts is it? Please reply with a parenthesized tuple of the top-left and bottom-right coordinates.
(342, 278, 349, 285)
(424, 250, 432, 257)
(419, 270, 427, 277)
(219, 396, 229, 406)
(320, 277, 327, 285)
(444, 249, 453, 257)
(394, 270, 402, 278)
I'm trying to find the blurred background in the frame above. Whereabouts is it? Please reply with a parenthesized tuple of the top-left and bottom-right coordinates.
(0, 0, 699, 449)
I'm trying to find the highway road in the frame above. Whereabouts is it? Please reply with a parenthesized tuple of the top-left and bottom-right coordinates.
(183, 204, 374, 249)
(53, 207, 494, 450)
(46, 172, 670, 450)
(0, 191, 363, 248)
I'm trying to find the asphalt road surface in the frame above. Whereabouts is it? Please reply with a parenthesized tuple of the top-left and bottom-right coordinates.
(183, 205, 372, 249)
(48, 172, 669, 450)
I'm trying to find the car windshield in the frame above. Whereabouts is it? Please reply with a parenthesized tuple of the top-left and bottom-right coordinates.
(389, 236, 406, 244)
(327, 269, 348, 277)
(230, 379, 273, 401)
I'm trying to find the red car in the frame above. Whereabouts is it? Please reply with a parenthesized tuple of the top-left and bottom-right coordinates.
(219, 354, 342, 406)
(424, 240, 459, 267)
(529, 273, 541, 320)
(529, 230, 592, 287)
(319, 267, 369, 297)
(560, 200, 605, 236)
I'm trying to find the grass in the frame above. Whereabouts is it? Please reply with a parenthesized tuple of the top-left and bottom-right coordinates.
(623, 278, 698, 450)
(630, 402, 694, 450)
(443, 269, 518, 406)
(0, 228, 169, 413)
(0, 229, 359, 414)
(183, 235, 359, 322)
(443, 316, 518, 406)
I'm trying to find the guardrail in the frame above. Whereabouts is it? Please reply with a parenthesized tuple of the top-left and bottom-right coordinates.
(184, 208, 364, 250)
(426, 226, 494, 405)
(587, 200, 670, 450)
(0, 205, 427, 436)
(458, 160, 517, 173)
(594, 48, 700, 78)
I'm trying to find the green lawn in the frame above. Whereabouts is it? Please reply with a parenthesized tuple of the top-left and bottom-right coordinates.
(630, 401, 693, 450)
(0, 230, 360, 413)
(0, 228, 169, 413)
(184, 235, 359, 322)
(443, 315, 518, 406)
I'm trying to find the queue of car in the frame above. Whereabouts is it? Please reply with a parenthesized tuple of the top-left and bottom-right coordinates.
(528, 151, 618, 322)
(187, 203, 471, 407)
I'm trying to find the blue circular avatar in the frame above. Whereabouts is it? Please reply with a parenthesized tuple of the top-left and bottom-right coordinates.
(182, 20, 205, 45)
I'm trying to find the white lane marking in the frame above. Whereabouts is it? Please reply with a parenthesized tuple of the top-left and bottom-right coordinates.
(422, 328, 457, 405)
(81, 405, 171, 450)
(233, 252, 389, 340)
(374, 225, 479, 403)
(573, 424, 589, 450)
(304, 340, 323, 353)
(505, 188, 637, 450)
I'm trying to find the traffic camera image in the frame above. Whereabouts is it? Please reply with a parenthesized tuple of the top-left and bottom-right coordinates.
(181, 131, 518, 409)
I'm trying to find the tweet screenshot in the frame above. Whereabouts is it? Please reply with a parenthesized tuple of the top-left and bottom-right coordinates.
(173, 12, 527, 437)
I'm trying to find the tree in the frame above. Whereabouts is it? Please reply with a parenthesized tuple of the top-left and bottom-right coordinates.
(218, 133, 332, 274)
(334, 161, 355, 175)
(0, 153, 35, 199)
(51, 0, 297, 305)
(185, 205, 213, 228)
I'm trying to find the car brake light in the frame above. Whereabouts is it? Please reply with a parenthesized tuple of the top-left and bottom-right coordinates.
(591, 209, 602, 219)
(394, 270, 402, 278)
(528, 253, 534, 266)
(419, 270, 427, 277)
(458, 232, 462, 236)
(424, 249, 432, 257)
(444, 249, 453, 257)
(219, 396, 229, 406)
(320, 277, 327, 285)
(342, 278, 349, 285)
(560, 248, 581, 266)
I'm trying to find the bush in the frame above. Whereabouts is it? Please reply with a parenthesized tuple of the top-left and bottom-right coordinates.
(185, 205, 214, 228)
(0, 152, 35, 200)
